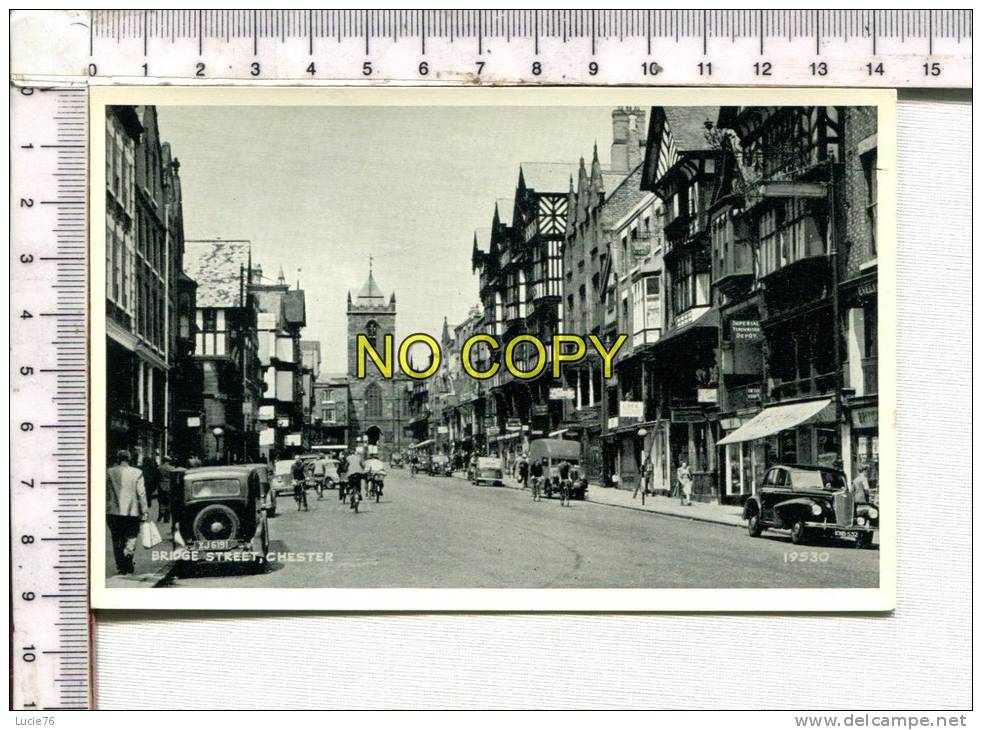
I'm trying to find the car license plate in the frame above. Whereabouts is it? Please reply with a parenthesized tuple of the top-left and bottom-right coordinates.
(833, 529, 859, 539)
(198, 539, 232, 550)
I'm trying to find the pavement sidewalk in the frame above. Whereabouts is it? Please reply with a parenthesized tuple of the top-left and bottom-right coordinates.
(473, 473, 878, 545)
(488, 473, 745, 527)
(104, 502, 177, 588)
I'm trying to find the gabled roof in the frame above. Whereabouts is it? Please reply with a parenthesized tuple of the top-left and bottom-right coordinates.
(494, 197, 515, 228)
(662, 107, 720, 152)
(519, 162, 580, 194)
(473, 227, 492, 254)
(184, 240, 251, 308)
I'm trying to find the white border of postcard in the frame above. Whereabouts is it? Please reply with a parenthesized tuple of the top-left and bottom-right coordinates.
(90, 86, 897, 612)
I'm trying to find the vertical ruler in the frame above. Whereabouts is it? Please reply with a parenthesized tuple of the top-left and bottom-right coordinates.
(10, 87, 91, 710)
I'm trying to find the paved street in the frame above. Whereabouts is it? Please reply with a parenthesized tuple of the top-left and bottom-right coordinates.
(160, 468, 878, 590)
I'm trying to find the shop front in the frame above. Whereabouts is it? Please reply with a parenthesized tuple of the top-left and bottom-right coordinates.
(717, 397, 839, 501)
(847, 404, 879, 504)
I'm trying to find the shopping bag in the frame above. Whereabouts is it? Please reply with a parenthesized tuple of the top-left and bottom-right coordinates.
(140, 520, 163, 549)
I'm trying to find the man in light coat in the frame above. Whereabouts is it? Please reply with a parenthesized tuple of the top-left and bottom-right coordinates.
(106, 449, 149, 575)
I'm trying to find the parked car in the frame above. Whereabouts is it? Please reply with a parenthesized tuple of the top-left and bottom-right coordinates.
(177, 465, 271, 571)
(271, 459, 296, 497)
(527, 438, 588, 500)
(429, 454, 451, 476)
(390, 453, 404, 468)
(472, 457, 504, 487)
(742, 464, 878, 548)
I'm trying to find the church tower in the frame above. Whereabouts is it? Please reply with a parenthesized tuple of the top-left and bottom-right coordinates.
(346, 261, 405, 459)
(347, 260, 397, 377)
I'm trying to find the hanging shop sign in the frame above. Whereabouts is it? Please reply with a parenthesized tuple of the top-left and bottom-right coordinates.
(505, 418, 522, 431)
(850, 406, 878, 430)
(549, 387, 576, 400)
(186, 416, 201, 428)
(258, 405, 276, 421)
(531, 404, 550, 417)
(284, 433, 302, 447)
(619, 401, 644, 420)
(745, 385, 762, 403)
(277, 417, 291, 428)
(732, 320, 762, 341)
(697, 388, 718, 404)
(670, 407, 706, 424)
(437, 425, 449, 435)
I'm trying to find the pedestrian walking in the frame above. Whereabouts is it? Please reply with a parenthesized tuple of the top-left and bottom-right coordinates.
(530, 458, 544, 502)
(106, 450, 149, 575)
(677, 458, 693, 506)
(518, 456, 529, 490)
(141, 454, 161, 517)
(634, 455, 652, 504)
(852, 463, 871, 504)
(157, 455, 176, 523)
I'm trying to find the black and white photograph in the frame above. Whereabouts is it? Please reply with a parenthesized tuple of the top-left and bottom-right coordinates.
(92, 88, 895, 610)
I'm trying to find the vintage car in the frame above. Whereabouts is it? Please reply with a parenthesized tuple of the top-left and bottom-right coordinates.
(472, 456, 504, 487)
(429, 454, 452, 476)
(527, 438, 588, 500)
(177, 465, 271, 570)
(271, 458, 297, 496)
(742, 464, 878, 548)
(390, 453, 404, 468)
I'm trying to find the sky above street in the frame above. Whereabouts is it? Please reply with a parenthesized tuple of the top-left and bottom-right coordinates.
(157, 105, 617, 373)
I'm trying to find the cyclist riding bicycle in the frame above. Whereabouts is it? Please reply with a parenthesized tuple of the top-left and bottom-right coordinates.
(410, 453, 419, 478)
(311, 457, 327, 500)
(346, 449, 365, 510)
(291, 456, 308, 511)
(557, 458, 573, 506)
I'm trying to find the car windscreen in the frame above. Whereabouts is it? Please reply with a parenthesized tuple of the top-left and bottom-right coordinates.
(789, 469, 846, 491)
(187, 478, 242, 498)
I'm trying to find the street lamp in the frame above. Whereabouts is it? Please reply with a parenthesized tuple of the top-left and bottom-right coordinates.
(212, 427, 225, 464)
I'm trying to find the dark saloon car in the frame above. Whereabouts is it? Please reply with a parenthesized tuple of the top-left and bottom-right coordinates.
(742, 464, 878, 548)
(177, 465, 271, 570)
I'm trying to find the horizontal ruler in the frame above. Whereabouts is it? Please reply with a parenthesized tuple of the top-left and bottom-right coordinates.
(10, 9, 972, 87)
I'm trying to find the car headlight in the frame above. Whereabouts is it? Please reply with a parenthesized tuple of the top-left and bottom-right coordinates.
(867, 508, 878, 520)
(810, 502, 823, 516)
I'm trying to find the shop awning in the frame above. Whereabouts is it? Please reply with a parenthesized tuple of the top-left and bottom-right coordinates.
(717, 399, 832, 446)
(410, 439, 434, 449)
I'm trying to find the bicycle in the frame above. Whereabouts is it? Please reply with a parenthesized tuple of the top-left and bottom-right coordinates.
(293, 481, 308, 512)
(348, 474, 363, 513)
(559, 478, 573, 507)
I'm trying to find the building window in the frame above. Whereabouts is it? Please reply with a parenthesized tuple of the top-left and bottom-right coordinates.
(196, 308, 227, 356)
(365, 320, 379, 348)
(365, 382, 383, 419)
(671, 253, 709, 317)
(861, 148, 878, 256)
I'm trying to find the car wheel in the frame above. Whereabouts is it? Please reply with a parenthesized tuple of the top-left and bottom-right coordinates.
(855, 532, 872, 550)
(790, 519, 807, 545)
(747, 512, 763, 537)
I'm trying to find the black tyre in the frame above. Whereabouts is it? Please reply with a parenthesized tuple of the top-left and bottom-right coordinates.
(855, 532, 872, 549)
(747, 512, 763, 537)
(790, 519, 807, 545)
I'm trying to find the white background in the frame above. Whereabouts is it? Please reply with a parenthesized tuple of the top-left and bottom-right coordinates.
(93, 94, 972, 710)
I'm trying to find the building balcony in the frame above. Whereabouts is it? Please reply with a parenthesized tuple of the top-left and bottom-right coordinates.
(722, 382, 763, 412)
(767, 371, 837, 403)
(713, 243, 755, 299)
(632, 327, 662, 349)
(844, 356, 878, 398)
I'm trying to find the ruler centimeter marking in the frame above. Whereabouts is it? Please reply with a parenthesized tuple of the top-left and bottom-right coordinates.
(9, 10, 973, 87)
(10, 86, 91, 711)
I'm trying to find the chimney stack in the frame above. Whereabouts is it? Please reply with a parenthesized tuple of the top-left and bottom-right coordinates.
(610, 106, 647, 173)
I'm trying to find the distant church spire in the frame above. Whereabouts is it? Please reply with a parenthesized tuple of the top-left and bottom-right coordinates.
(277, 266, 286, 286)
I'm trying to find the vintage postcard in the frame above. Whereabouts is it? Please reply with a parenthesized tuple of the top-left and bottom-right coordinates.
(90, 86, 896, 611)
